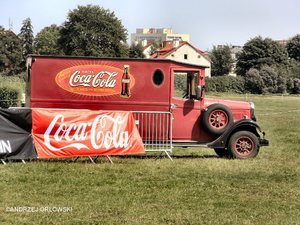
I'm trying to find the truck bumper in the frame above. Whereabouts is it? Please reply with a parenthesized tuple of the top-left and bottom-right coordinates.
(259, 131, 269, 146)
(259, 138, 269, 146)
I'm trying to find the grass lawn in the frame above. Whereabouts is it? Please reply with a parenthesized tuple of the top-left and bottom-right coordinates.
(0, 95, 299, 225)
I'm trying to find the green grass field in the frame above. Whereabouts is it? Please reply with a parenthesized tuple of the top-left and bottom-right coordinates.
(1, 95, 299, 225)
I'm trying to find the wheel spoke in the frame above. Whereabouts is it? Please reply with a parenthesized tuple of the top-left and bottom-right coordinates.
(235, 136, 254, 156)
(209, 110, 228, 130)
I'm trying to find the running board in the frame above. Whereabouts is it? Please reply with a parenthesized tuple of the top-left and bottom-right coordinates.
(172, 142, 209, 147)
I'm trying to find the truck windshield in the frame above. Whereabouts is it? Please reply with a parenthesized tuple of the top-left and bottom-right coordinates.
(174, 72, 199, 99)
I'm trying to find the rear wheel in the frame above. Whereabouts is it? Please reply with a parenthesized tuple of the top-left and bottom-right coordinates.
(228, 131, 259, 159)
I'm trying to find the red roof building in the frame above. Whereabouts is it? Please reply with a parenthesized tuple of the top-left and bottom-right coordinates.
(150, 40, 211, 77)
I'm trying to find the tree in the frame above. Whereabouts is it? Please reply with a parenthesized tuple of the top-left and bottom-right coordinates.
(277, 75, 287, 94)
(0, 26, 23, 75)
(128, 43, 145, 58)
(286, 78, 294, 93)
(260, 66, 280, 93)
(292, 78, 300, 94)
(210, 45, 234, 76)
(34, 25, 62, 55)
(58, 5, 128, 57)
(19, 18, 34, 57)
(236, 36, 288, 76)
(244, 68, 264, 94)
(244, 66, 287, 94)
(149, 42, 160, 56)
(287, 34, 300, 61)
(289, 60, 300, 78)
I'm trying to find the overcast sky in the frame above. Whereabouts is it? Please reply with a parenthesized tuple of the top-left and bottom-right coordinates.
(0, 0, 299, 51)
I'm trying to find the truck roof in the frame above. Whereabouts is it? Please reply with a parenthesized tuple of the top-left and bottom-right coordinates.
(27, 54, 210, 69)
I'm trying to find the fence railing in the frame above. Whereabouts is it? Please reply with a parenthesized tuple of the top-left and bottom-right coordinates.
(132, 111, 173, 156)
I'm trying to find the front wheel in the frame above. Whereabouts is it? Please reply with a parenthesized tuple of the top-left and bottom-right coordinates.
(228, 131, 259, 159)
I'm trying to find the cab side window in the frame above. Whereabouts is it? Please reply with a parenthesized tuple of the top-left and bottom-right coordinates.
(174, 72, 199, 99)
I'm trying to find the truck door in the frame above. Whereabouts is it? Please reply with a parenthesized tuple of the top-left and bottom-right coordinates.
(171, 69, 204, 141)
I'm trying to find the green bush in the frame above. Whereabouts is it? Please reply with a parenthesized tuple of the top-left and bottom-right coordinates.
(0, 74, 25, 108)
(292, 78, 300, 94)
(0, 87, 19, 108)
(205, 76, 245, 93)
(245, 68, 264, 94)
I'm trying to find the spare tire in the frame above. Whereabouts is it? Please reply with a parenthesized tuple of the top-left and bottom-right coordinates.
(202, 103, 233, 136)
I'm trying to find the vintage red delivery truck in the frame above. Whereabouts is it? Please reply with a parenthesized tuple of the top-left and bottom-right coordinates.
(26, 55, 268, 159)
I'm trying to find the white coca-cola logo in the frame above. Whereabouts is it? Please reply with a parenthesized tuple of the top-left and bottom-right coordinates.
(44, 114, 130, 151)
(69, 70, 117, 88)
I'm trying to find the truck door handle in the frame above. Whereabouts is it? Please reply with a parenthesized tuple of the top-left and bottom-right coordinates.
(171, 104, 177, 109)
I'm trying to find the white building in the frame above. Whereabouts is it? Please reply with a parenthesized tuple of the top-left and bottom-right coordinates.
(150, 41, 211, 77)
(131, 28, 190, 45)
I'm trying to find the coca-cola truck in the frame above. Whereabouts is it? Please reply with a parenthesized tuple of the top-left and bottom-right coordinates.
(26, 55, 268, 159)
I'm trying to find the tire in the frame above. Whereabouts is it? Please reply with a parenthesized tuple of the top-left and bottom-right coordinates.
(202, 104, 233, 136)
(228, 131, 259, 159)
(214, 148, 229, 158)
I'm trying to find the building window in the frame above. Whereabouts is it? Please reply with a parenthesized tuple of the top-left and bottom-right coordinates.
(198, 54, 201, 58)
(184, 54, 188, 60)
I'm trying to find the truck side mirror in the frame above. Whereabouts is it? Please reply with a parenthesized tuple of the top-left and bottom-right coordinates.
(196, 85, 202, 100)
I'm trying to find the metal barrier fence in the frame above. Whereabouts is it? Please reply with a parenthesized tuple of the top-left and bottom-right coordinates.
(132, 111, 173, 157)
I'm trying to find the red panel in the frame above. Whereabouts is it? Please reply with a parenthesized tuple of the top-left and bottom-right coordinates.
(29, 57, 172, 111)
(32, 109, 144, 158)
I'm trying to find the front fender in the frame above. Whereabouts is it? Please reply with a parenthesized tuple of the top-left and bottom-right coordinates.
(207, 119, 268, 149)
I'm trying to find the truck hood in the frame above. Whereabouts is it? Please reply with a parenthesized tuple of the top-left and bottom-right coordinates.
(203, 97, 251, 110)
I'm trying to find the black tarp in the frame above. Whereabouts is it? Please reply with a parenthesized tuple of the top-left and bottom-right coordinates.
(0, 108, 36, 160)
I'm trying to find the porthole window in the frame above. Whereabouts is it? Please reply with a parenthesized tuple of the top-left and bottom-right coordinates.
(153, 70, 164, 86)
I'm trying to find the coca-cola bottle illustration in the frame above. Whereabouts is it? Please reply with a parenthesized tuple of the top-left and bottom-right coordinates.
(121, 65, 130, 97)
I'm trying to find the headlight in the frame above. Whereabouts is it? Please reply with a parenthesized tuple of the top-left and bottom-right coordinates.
(249, 102, 256, 121)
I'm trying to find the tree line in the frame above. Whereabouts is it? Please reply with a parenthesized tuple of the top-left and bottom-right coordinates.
(0, 5, 145, 76)
(209, 35, 300, 94)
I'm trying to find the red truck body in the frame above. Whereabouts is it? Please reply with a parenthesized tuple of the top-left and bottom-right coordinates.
(26, 55, 268, 158)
